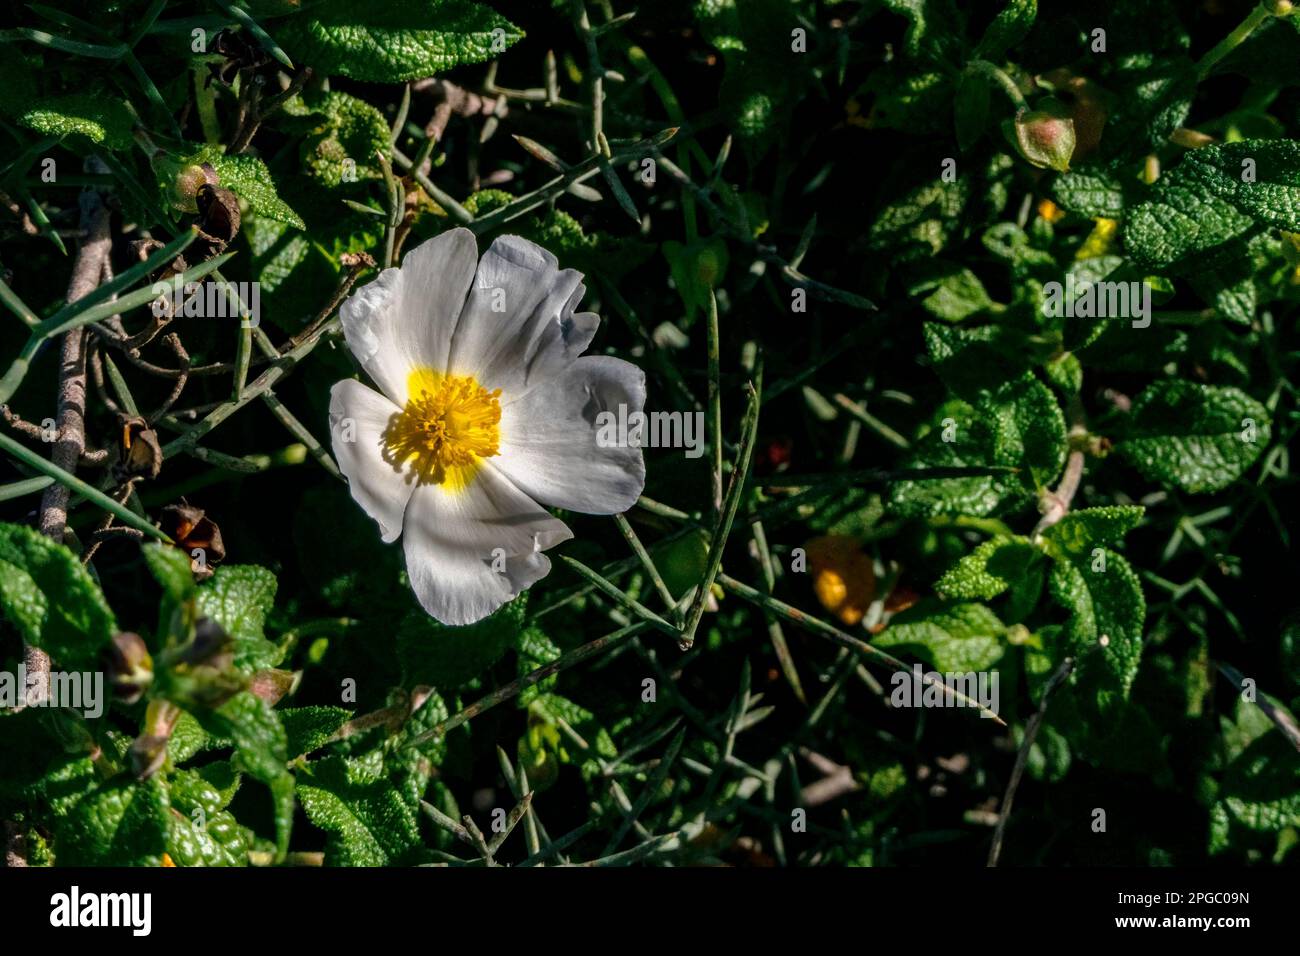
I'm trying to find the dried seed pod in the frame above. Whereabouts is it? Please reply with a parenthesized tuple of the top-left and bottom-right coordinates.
(196, 184, 241, 245)
(161, 502, 226, 579)
(115, 417, 163, 481)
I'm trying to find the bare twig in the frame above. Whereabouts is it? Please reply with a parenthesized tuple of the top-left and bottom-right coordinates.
(987, 656, 1076, 866)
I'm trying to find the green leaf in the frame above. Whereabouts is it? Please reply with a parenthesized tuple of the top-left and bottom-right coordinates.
(168, 711, 210, 766)
(935, 536, 1043, 601)
(284, 91, 392, 188)
(1052, 163, 1132, 219)
(1047, 547, 1145, 704)
(198, 692, 286, 785)
(880, 0, 966, 64)
(1116, 381, 1271, 493)
(695, 0, 818, 149)
(873, 600, 1007, 673)
(1180, 139, 1300, 232)
(515, 626, 561, 706)
(1041, 505, 1145, 557)
(0, 558, 46, 640)
(298, 756, 421, 865)
(0, 522, 116, 670)
(274, 0, 523, 83)
(384, 688, 450, 807)
(915, 266, 994, 322)
(973, 0, 1036, 61)
(1123, 139, 1300, 272)
(889, 374, 1066, 517)
(198, 564, 282, 672)
(165, 769, 250, 866)
(281, 706, 353, 758)
(246, 213, 380, 331)
(397, 594, 527, 690)
(527, 693, 617, 781)
(195, 692, 293, 858)
(181, 145, 305, 228)
(55, 777, 168, 866)
(922, 322, 1036, 398)
(1218, 729, 1300, 833)
(18, 93, 136, 150)
(868, 176, 970, 264)
(142, 542, 197, 604)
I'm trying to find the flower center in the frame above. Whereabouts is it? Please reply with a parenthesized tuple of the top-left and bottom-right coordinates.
(383, 370, 502, 488)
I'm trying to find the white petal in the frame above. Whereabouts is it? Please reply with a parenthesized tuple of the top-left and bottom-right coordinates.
(339, 228, 478, 406)
(329, 379, 412, 543)
(495, 356, 646, 515)
(447, 235, 599, 396)
(402, 463, 573, 626)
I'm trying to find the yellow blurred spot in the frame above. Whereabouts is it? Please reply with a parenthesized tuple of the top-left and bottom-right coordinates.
(1075, 217, 1119, 260)
(1036, 199, 1065, 223)
(161, 853, 176, 867)
(807, 535, 876, 627)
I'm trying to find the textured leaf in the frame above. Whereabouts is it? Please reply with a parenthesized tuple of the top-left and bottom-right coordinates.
(19, 94, 136, 150)
(1041, 506, 1145, 557)
(274, 0, 523, 83)
(889, 374, 1066, 517)
(1117, 381, 1270, 493)
(182, 145, 305, 228)
(56, 777, 168, 866)
(198, 564, 282, 672)
(142, 543, 197, 604)
(1218, 729, 1300, 833)
(916, 266, 993, 322)
(285, 91, 392, 188)
(873, 600, 1006, 673)
(1052, 164, 1131, 218)
(1181, 139, 1300, 232)
(166, 769, 250, 866)
(168, 711, 210, 766)
(1047, 548, 1145, 704)
(195, 692, 293, 858)
(922, 322, 1036, 398)
(397, 594, 527, 690)
(1123, 139, 1300, 272)
(298, 756, 421, 866)
(0, 522, 116, 670)
(282, 706, 353, 758)
(868, 177, 970, 263)
(935, 536, 1043, 602)
(973, 0, 1036, 61)
(199, 692, 286, 785)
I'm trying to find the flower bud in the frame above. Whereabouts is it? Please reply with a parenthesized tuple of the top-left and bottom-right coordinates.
(104, 631, 153, 704)
(180, 617, 234, 670)
(249, 668, 299, 707)
(154, 156, 219, 214)
(1008, 99, 1076, 172)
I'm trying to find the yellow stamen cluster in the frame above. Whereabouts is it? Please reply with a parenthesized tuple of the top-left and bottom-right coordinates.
(383, 370, 502, 489)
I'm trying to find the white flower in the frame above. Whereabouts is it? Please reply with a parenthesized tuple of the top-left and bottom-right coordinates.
(328, 229, 646, 626)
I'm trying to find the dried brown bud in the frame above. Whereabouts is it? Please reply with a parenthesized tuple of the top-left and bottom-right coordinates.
(197, 184, 241, 246)
(161, 502, 226, 579)
(115, 416, 163, 481)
